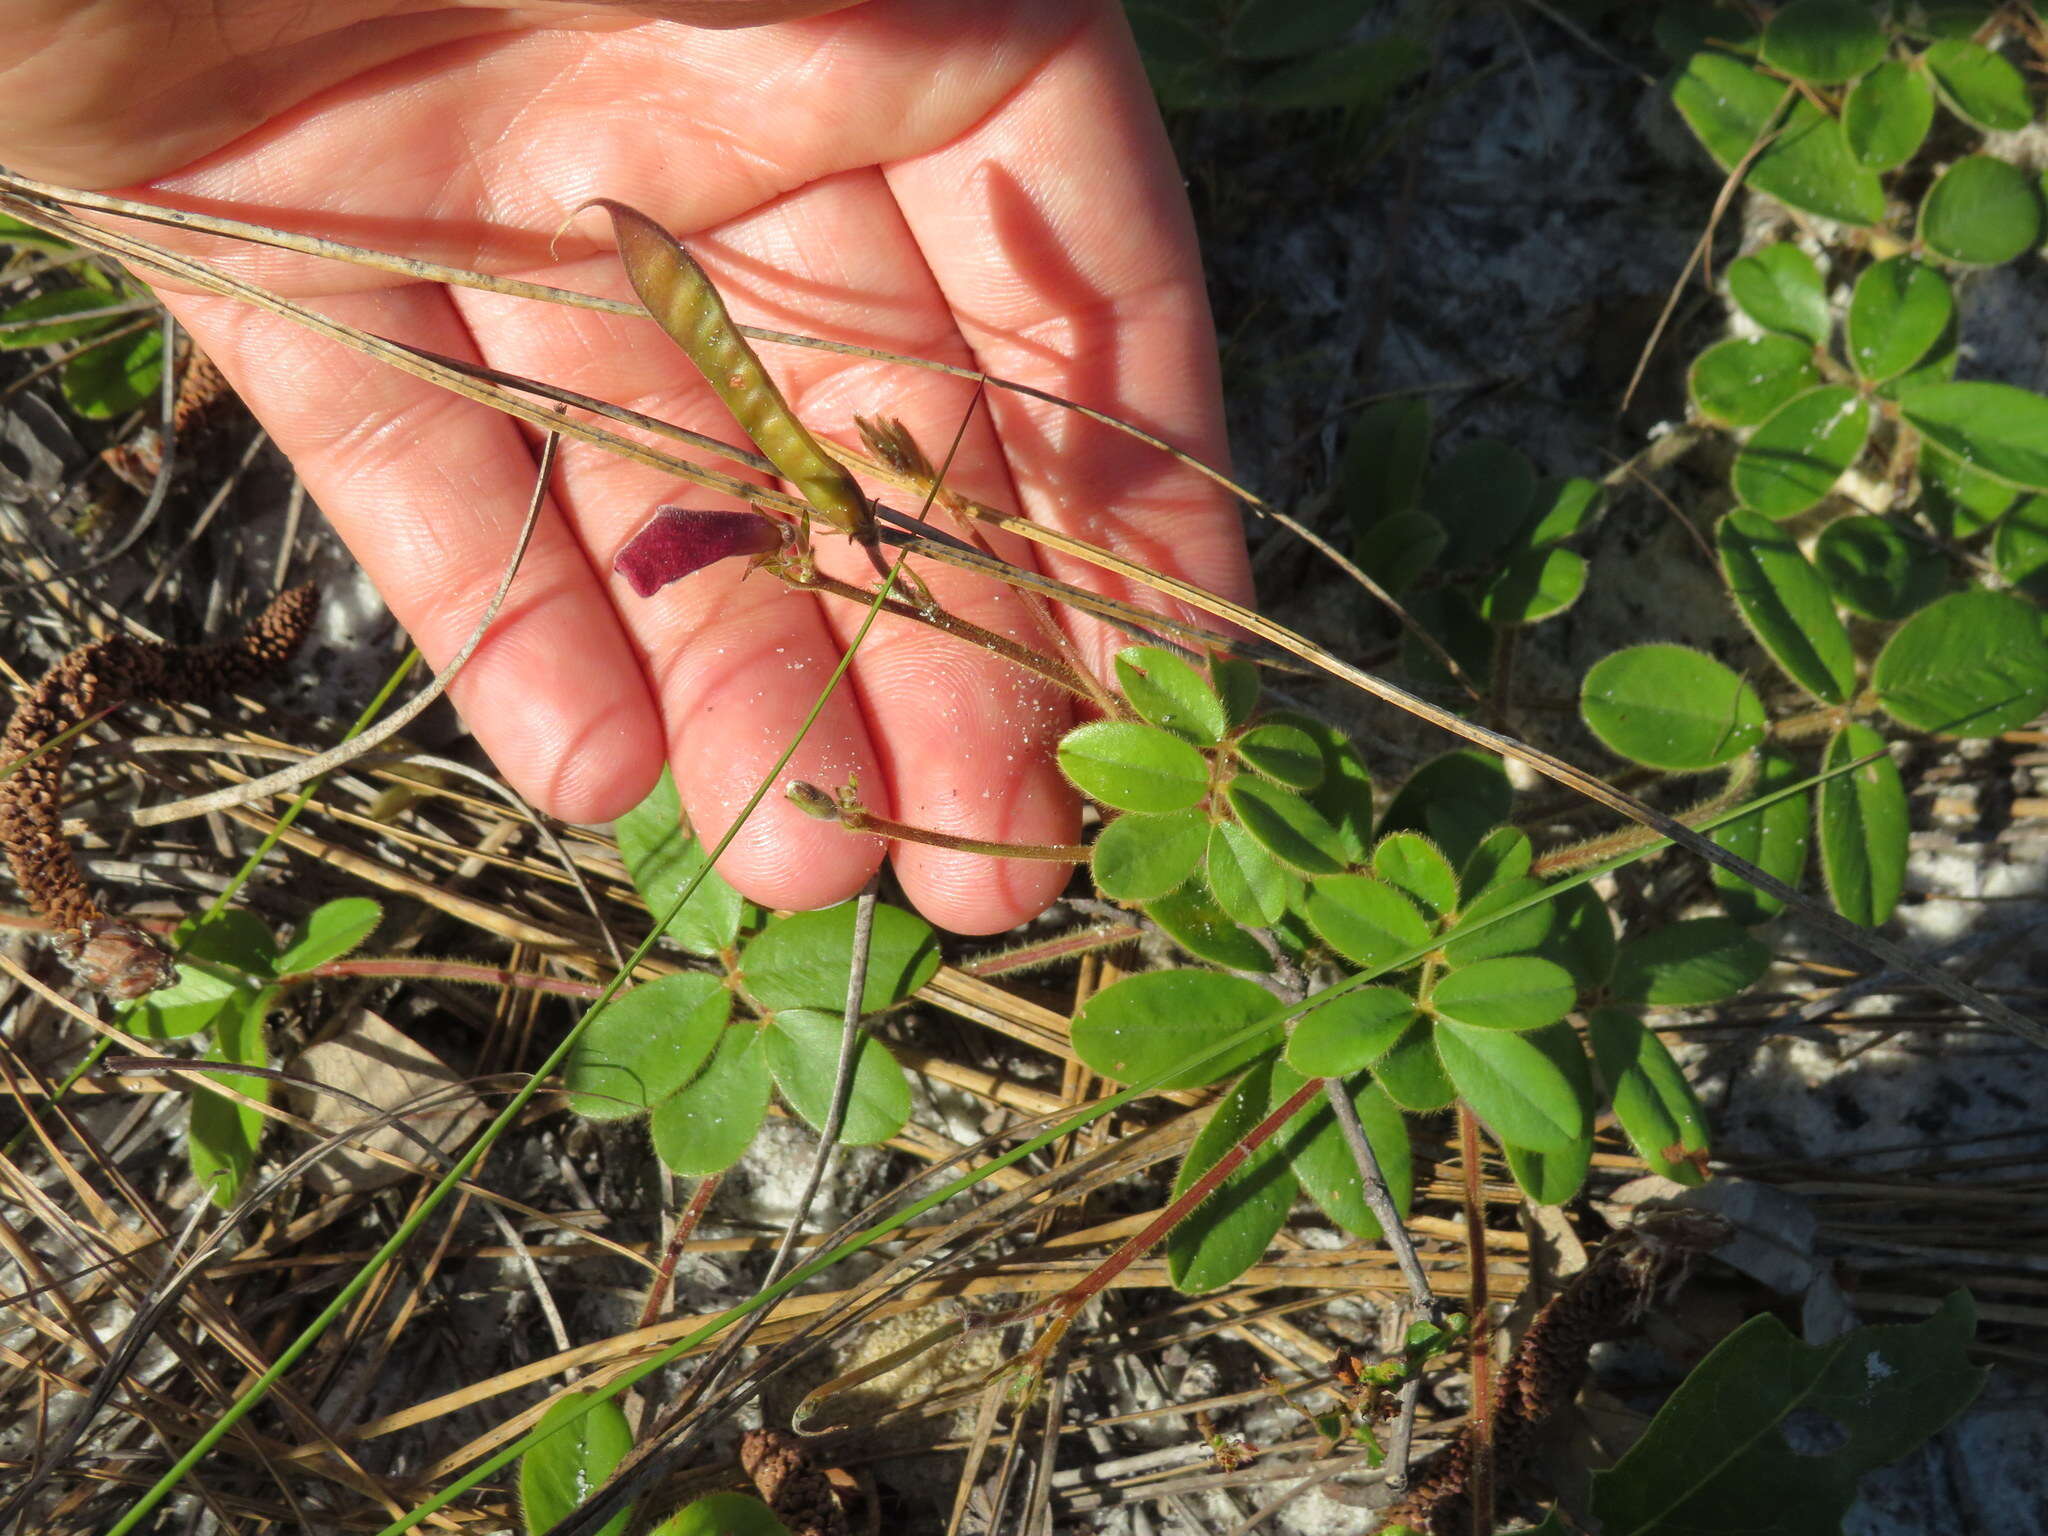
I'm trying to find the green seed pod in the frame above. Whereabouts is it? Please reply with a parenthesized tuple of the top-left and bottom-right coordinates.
(589, 198, 871, 539)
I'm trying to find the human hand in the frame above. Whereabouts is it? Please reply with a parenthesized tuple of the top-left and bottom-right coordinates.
(0, 0, 1252, 935)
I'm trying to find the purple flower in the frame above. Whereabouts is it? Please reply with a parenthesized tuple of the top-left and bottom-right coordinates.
(613, 507, 785, 598)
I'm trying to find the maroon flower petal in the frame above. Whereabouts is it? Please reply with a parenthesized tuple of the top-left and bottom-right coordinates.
(613, 507, 784, 598)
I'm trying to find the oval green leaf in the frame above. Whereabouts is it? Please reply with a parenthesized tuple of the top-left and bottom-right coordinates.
(740, 901, 939, 1016)
(1146, 883, 1275, 972)
(1611, 916, 1773, 1006)
(1057, 720, 1211, 813)
(1588, 1006, 1711, 1186)
(1093, 808, 1208, 903)
(1270, 1061, 1414, 1241)
(1500, 1023, 1596, 1205)
(1842, 58, 1935, 169)
(123, 910, 274, 1041)
(1212, 656, 1263, 731)
(1429, 955, 1576, 1032)
(1533, 882, 1618, 989)
(1873, 589, 2048, 736)
(1166, 1059, 1295, 1293)
(615, 769, 747, 957)
(1435, 1020, 1584, 1152)
(649, 1027, 771, 1176)
(1285, 984, 1418, 1078)
(1371, 831, 1459, 917)
(1813, 514, 1946, 620)
(1759, 0, 1886, 85)
(1263, 711, 1376, 862)
(59, 324, 164, 420)
(520, 1391, 635, 1536)
(564, 973, 731, 1120)
(274, 897, 382, 975)
(1115, 646, 1229, 745)
(1732, 386, 1871, 520)
(1710, 747, 1812, 924)
(1341, 395, 1432, 533)
(1206, 819, 1297, 928)
(1375, 1018, 1456, 1110)
(1717, 509, 1857, 704)
(1354, 508, 1447, 595)
(1922, 38, 2033, 131)
(1481, 547, 1587, 625)
(1072, 970, 1284, 1089)
(1581, 645, 1766, 771)
(1992, 494, 2048, 599)
(1460, 826, 1533, 901)
(1233, 721, 1325, 789)
(1304, 874, 1433, 972)
(1846, 258, 1954, 382)
(1688, 333, 1822, 427)
(1226, 775, 1348, 874)
(1919, 438, 2020, 534)
(1818, 722, 1908, 927)
(1726, 243, 1830, 345)
(1920, 155, 2043, 267)
(1423, 437, 1538, 567)
(1440, 876, 1555, 967)
(658, 1494, 793, 1536)
(763, 1009, 910, 1146)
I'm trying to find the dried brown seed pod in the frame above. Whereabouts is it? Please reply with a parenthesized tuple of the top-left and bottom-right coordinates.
(0, 584, 318, 996)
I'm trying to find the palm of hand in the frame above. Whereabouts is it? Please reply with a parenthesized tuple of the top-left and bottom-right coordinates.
(3, 0, 1250, 934)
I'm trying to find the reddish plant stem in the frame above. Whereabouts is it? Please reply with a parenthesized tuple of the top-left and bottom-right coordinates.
(1459, 1104, 1493, 1536)
(1017, 1075, 1323, 1367)
(960, 921, 1144, 978)
(288, 958, 605, 998)
(638, 1174, 722, 1330)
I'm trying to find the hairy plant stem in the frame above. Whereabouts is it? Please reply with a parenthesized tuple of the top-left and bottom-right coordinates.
(1530, 750, 1760, 879)
(1458, 1105, 1493, 1536)
(638, 1174, 722, 1331)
